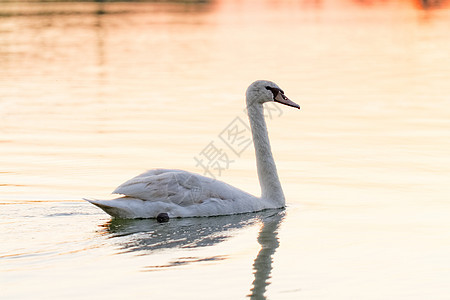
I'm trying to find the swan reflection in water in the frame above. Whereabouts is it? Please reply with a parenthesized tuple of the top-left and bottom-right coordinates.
(248, 210, 283, 299)
(101, 209, 284, 298)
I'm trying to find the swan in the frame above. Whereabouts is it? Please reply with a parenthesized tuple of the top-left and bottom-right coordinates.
(85, 80, 300, 219)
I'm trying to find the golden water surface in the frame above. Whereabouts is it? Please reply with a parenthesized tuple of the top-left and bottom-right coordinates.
(1, 0, 450, 299)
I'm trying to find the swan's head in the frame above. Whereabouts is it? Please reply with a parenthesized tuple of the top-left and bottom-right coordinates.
(246, 80, 300, 109)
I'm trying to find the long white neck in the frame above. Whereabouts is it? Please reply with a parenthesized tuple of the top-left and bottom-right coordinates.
(246, 100, 285, 206)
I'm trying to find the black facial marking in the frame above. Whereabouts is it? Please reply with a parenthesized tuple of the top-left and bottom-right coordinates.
(265, 86, 285, 99)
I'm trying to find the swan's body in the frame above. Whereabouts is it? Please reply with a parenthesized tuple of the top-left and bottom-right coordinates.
(86, 80, 300, 219)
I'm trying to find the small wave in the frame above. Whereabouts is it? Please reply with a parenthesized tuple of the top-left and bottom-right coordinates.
(142, 255, 227, 272)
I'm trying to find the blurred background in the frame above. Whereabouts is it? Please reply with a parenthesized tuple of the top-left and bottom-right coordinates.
(1, 0, 449, 299)
(1, 0, 449, 201)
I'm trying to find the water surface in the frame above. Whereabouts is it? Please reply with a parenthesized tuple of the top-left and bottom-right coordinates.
(1, 0, 450, 299)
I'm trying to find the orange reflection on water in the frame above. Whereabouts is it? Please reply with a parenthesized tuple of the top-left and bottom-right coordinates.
(1, 1, 450, 299)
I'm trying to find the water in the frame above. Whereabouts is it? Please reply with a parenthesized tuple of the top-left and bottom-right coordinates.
(1, 0, 450, 298)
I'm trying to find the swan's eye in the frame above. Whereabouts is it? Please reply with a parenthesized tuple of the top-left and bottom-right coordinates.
(265, 86, 284, 99)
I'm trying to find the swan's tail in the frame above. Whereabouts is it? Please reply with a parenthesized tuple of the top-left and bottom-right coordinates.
(84, 197, 145, 219)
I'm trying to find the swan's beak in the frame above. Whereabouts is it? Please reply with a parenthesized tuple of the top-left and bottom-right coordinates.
(274, 92, 300, 109)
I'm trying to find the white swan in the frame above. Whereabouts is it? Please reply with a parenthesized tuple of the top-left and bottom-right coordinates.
(85, 80, 300, 219)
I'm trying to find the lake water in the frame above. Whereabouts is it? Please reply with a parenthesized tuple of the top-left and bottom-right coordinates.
(1, 0, 450, 299)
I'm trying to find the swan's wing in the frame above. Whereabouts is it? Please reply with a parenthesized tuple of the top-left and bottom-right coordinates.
(113, 169, 239, 206)
(88, 169, 264, 218)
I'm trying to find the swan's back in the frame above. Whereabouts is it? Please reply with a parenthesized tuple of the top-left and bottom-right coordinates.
(113, 169, 239, 206)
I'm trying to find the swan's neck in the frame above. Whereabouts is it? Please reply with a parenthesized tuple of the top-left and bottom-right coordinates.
(247, 101, 285, 206)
